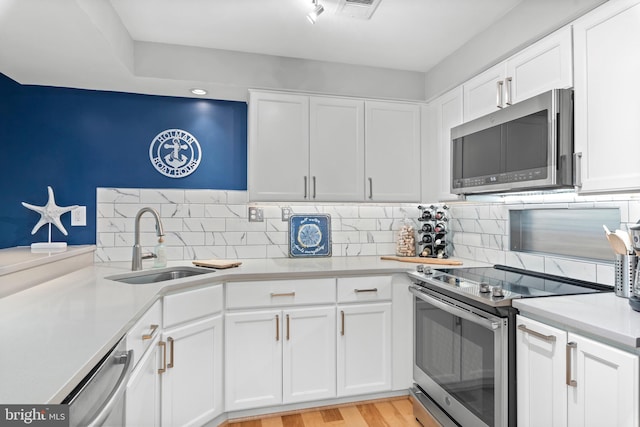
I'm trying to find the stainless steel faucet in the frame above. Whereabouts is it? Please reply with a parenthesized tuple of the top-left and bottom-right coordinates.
(132, 207, 165, 271)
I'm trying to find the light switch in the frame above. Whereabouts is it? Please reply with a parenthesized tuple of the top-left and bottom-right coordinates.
(72, 206, 86, 226)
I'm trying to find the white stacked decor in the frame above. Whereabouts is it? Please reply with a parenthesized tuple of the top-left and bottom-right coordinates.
(22, 186, 79, 251)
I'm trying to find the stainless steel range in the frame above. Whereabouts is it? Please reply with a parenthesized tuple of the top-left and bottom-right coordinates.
(408, 264, 611, 427)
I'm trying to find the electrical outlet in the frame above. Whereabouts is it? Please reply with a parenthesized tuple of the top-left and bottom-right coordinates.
(281, 207, 292, 221)
(248, 207, 264, 222)
(72, 206, 86, 226)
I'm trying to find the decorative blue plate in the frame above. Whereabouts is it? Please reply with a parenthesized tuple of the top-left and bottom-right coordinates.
(289, 214, 332, 257)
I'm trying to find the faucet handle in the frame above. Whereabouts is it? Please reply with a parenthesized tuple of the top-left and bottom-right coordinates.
(141, 252, 157, 260)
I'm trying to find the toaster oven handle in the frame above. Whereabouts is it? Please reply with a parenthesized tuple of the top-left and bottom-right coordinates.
(409, 286, 500, 331)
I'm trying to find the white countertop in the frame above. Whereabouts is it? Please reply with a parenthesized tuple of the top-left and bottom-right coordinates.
(0, 245, 95, 276)
(513, 293, 640, 350)
(0, 254, 483, 405)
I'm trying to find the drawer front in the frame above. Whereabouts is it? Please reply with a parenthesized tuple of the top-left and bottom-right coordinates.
(126, 299, 162, 367)
(337, 276, 392, 303)
(163, 284, 223, 328)
(226, 278, 336, 309)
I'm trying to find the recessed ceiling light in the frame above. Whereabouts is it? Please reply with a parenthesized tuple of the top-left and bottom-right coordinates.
(190, 88, 207, 96)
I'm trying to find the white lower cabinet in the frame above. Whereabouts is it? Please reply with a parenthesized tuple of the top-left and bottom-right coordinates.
(337, 302, 392, 396)
(225, 306, 336, 411)
(126, 335, 161, 427)
(517, 315, 639, 427)
(160, 315, 223, 427)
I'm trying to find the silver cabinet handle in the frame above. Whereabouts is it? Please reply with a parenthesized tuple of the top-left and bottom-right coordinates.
(304, 176, 308, 199)
(566, 342, 577, 387)
(355, 288, 378, 293)
(368, 177, 373, 199)
(340, 310, 345, 336)
(276, 314, 280, 341)
(573, 152, 583, 188)
(505, 77, 513, 106)
(86, 349, 134, 427)
(496, 80, 504, 108)
(518, 324, 556, 342)
(312, 176, 317, 199)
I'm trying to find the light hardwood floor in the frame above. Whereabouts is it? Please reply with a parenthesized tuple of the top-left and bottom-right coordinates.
(221, 397, 439, 427)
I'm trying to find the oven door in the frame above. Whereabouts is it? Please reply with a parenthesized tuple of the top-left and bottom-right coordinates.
(410, 285, 509, 427)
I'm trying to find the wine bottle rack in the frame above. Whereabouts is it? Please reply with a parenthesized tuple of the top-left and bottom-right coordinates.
(417, 204, 449, 259)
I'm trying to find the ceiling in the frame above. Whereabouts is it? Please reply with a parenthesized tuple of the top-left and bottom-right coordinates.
(108, 0, 523, 73)
(0, 0, 605, 101)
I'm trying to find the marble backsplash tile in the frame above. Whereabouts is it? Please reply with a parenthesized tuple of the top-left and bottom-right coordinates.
(95, 188, 421, 262)
(446, 193, 640, 286)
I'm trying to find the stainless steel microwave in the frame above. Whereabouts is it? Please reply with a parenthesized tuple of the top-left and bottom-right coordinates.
(450, 88, 574, 195)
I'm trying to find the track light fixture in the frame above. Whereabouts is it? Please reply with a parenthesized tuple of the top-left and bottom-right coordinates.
(307, 0, 324, 24)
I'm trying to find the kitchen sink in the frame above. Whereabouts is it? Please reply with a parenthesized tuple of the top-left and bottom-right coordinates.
(106, 266, 212, 284)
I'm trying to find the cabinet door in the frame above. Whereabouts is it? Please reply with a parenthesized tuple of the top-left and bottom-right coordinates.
(424, 87, 463, 202)
(337, 302, 392, 396)
(282, 306, 336, 404)
(568, 332, 639, 427)
(310, 97, 365, 201)
(516, 315, 568, 427)
(573, 0, 640, 193)
(225, 310, 282, 411)
(126, 336, 161, 427)
(364, 101, 421, 202)
(506, 26, 572, 104)
(161, 315, 223, 427)
(463, 62, 506, 121)
(248, 91, 310, 201)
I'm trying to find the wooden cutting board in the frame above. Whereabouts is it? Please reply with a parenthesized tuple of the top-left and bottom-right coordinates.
(192, 259, 242, 269)
(380, 256, 463, 266)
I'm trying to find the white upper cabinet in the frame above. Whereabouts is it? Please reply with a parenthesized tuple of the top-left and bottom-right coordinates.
(463, 26, 573, 122)
(365, 100, 421, 202)
(463, 62, 506, 122)
(422, 87, 464, 202)
(506, 26, 573, 105)
(573, 0, 640, 193)
(309, 97, 365, 201)
(248, 91, 309, 201)
(248, 91, 419, 202)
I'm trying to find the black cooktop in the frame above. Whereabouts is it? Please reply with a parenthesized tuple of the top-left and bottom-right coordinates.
(435, 265, 612, 298)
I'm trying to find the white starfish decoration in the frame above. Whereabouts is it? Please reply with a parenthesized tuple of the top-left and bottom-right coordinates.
(22, 186, 79, 236)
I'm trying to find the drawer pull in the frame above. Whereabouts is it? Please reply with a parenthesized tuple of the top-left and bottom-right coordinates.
(271, 292, 296, 298)
(142, 324, 159, 341)
(355, 288, 378, 293)
(158, 341, 167, 374)
(276, 315, 280, 341)
(517, 324, 556, 342)
(167, 337, 174, 369)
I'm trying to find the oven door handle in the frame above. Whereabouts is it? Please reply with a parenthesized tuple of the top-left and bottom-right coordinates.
(410, 286, 501, 331)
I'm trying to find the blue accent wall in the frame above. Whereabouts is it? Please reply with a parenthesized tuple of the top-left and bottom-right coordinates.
(0, 73, 247, 249)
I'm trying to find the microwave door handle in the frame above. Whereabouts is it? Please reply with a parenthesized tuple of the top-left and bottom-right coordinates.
(85, 349, 134, 427)
(409, 286, 500, 330)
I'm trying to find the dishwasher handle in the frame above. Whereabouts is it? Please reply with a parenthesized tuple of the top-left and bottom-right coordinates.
(85, 349, 134, 427)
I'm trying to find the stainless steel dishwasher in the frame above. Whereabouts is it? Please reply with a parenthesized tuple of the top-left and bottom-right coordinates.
(62, 336, 133, 427)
